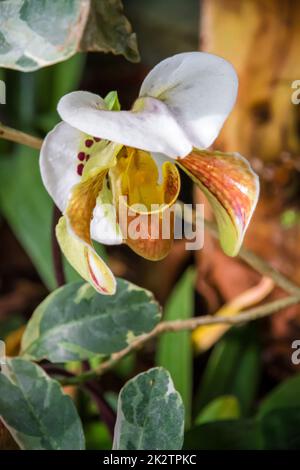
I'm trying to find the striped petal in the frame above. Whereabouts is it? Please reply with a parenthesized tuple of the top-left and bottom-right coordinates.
(178, 149, 259, 256)
(56, 216, 116, 295)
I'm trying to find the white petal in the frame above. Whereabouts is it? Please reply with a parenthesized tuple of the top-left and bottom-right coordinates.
(40, 122, 82, 212)
(91, 180, 123, 245)
(57, 91, 191, 158)
(139, 52, 238, 149)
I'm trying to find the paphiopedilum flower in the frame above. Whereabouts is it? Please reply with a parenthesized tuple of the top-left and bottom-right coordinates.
(40, 52, 259, 295)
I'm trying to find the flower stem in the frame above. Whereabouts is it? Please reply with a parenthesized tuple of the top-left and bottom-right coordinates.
(42, 365, 116, 436)
(52, 205, 65, 287)
(179, 202, 300, 296)
(84, 381, 116, 438)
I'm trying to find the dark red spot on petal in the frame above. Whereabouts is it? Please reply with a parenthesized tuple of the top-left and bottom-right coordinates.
(77, 152, 85, 161)
(85, 139, 94, 148)
(77, 163, 84, 176)
(86, 154, 90, 161)
(94, 137, 101, 142)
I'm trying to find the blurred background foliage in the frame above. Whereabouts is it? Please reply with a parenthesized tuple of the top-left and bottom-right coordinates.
(0, 0, 300, 450)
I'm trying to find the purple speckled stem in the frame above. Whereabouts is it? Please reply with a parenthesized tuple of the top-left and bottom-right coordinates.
(43, 364, 116, 439)
(51, 205, 65, 287)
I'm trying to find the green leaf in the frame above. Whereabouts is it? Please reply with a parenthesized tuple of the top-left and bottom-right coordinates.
(85, 422, 112, 450)
(21, 279, 161, 362)
(0, 358, 84, 450)
(0, 147, 56, 289)
(156, 268, 194, 427)
(0, 54, 86, 289)
(0, 0, 87, 71)
(195, 395, 240, 426)
(195, 324, 261, 415)
(113, 353, 136, 379)
(104, 90, 121, 111)
(113, 367, 184, 450)
(185, 401, 300, 449)
(0, 0, 139, 72)
(258, 373, 300, 417)
(261, 408, 300, 450)
(36, 53, 86, 132)
(80, 0, 139, 63)
(184, 419, 262, 450)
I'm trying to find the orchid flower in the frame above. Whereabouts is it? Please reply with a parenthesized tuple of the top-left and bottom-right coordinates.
(40, 52, 259, 295)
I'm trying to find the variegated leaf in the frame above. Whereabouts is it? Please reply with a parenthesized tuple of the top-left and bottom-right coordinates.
(20, 279, 161, 362)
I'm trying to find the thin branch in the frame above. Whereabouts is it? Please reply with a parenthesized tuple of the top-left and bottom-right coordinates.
(180, 203, 300, 296)
(59, 293, 300, 386)
(0, 123, 42, 150)
(0, 125, 65, 287)
(238, 246, 300, 296)
(1, 124, 65, 287)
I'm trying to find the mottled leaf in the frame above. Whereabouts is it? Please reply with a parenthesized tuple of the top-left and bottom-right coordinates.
(80, 0, 139, 63)
(0, 0, 139, 72)
(0, 0, 88, 71)
(113, 367, 184, 450)
(21, 279, 161, 362)
(0, 358, 84, 450)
